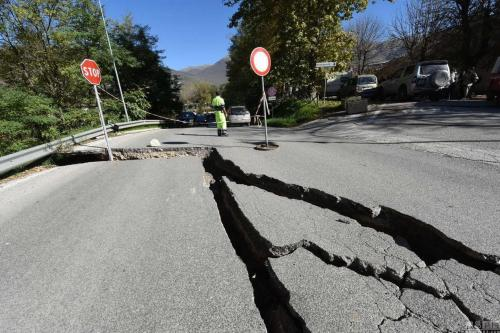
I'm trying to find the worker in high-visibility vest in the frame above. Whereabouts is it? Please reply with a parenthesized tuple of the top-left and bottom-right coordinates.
(212, 92, 228, 136)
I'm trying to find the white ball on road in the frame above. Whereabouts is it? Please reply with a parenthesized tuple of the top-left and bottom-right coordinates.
(149, 139, 161, 147)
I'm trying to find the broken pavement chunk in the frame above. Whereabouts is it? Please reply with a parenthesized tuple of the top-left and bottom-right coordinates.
(270, 249, 406, 332)
(400, 289, 477, 332)
(226, 180, 425, 279)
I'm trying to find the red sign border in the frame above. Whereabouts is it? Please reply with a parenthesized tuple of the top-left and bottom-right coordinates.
(80, 58, 102, 86)
(250, 47, 271, 77)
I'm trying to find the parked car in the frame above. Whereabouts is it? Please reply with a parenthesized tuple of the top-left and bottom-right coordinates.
(326, 72, 351, 98)
(487, 57, 500, 102)
(228, 106, 251, 126)
(378, 60, 451, 101)
(338, 74, 378, 99)
(205, 112, 216, 127)
(194, 113, 207, 126)
(178, 111, 196, 126)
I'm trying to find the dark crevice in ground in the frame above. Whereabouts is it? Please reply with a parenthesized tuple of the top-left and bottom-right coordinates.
(204, 148, 499, 272)
(203, 151, 479, 332)
(204, 172, 310, 333)
(52, 147, 494, 328)
(203, 148, 498, 328)
(52, 147, 210, 165)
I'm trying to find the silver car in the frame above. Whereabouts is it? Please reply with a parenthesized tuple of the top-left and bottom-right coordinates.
(228, 106, 251, 126)
(379, 60, 451, 101)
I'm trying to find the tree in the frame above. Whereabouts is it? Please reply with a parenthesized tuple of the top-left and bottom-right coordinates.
(391, 0, 444, 62)
(224, 0, 369, 103)
(181, 81, 217, 110)
(391, 0, 499, 68)
(0, 1, 181, 155)
(0, 0, 118, 106)
(111, 16, 182, 116)
(348, 16, 384, 74)
(439, 0, 498, 68)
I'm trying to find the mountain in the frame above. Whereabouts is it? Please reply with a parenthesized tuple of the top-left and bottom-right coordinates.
(174, 57, 229, 87)
(369, 39, 406, 66)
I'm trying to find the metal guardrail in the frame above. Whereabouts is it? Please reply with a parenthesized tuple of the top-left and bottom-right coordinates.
(0, 120, 163, 177)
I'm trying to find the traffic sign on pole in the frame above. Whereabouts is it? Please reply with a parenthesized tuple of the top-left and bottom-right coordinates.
(250, 47, 272, 77)
(267, 86, 277, 97)
(315, 62, 336, 100)
(81, 59, 102, 86)
(316, 62, 336, 68)
(250, 47, 271, 147)
(80, 59, 113, 162)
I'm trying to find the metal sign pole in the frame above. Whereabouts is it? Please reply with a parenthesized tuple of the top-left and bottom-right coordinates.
(98, 0, 130, 123)
(324, 76, 327, 101)
(94, 85, 114, 161)
(261, 76, 269, 147)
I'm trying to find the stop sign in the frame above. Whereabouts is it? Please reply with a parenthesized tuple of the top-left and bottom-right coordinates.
(80, 59, 102, 85)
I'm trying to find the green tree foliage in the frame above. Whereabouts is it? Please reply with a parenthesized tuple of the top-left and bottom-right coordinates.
(102, 88, 151, 120)
(182, 82, 217, 108)
(0, 1, 181, 156)
(223, 0, 368, 106)
(0, 0, 117, 106)
(111, 16, 182, 116)
(0, 86, 62, 154)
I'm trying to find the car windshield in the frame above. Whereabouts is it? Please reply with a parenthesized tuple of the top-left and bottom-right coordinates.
(358, 76, 376, 85)
(419, 64, 448, 75)
(231, 107, 247, 115)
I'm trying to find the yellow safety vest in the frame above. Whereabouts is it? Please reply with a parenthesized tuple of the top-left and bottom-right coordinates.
(212, 96, 225, 111)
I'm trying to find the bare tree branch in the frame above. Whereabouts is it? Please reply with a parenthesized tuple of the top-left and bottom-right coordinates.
(348, 15, 384, 74)
(390, 0, 444, 62)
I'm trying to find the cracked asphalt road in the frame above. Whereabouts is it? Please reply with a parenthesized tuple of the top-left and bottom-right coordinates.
(0, 159, 264, 332)
(1, 103, 499, 331)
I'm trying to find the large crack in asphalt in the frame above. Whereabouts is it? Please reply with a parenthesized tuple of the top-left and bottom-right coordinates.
(204, 148, 500, 272)
(53, 147, 497, 328)
(52, 147, 209, 165)
(202, 148, 499, 328)
(207, 174, 310, 333)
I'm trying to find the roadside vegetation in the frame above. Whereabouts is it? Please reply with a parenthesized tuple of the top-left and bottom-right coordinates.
(267, 100, 343, 128)
(0, 1, 181, 157)
(224, 0, 499, 110)
(223, 0, 364, 109)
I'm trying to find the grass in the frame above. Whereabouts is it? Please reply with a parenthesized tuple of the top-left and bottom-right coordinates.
(267, 100, 343, 128)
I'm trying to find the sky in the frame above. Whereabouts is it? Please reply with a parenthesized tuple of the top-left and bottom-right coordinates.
(103, 0, 405, 70)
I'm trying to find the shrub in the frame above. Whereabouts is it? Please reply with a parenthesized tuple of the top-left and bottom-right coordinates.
(0, 87, 61, 155)
(267, 99, 342, 127)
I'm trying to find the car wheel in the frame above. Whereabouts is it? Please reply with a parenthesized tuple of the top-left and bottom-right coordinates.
(429, 92, 440, 101)
(378, 87, 385, 101)
(398, 86, 408, 101)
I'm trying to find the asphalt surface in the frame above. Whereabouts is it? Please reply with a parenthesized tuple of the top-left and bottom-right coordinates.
(0, 159, 264, 332)
(83, 102, 500, 257)
(1, 101, 499, 331)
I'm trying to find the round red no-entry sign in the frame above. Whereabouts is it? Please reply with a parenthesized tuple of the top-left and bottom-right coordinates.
(80, 59, 102, 85)
(250, 47, 271, 77)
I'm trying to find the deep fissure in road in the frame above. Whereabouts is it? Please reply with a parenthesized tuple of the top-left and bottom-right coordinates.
(52, 147, 209, 165)
(204, 149, 500, 272)
(206, 174, 310, 333)
(202, 148, 499, 326)
(52, 147, 497, 327)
